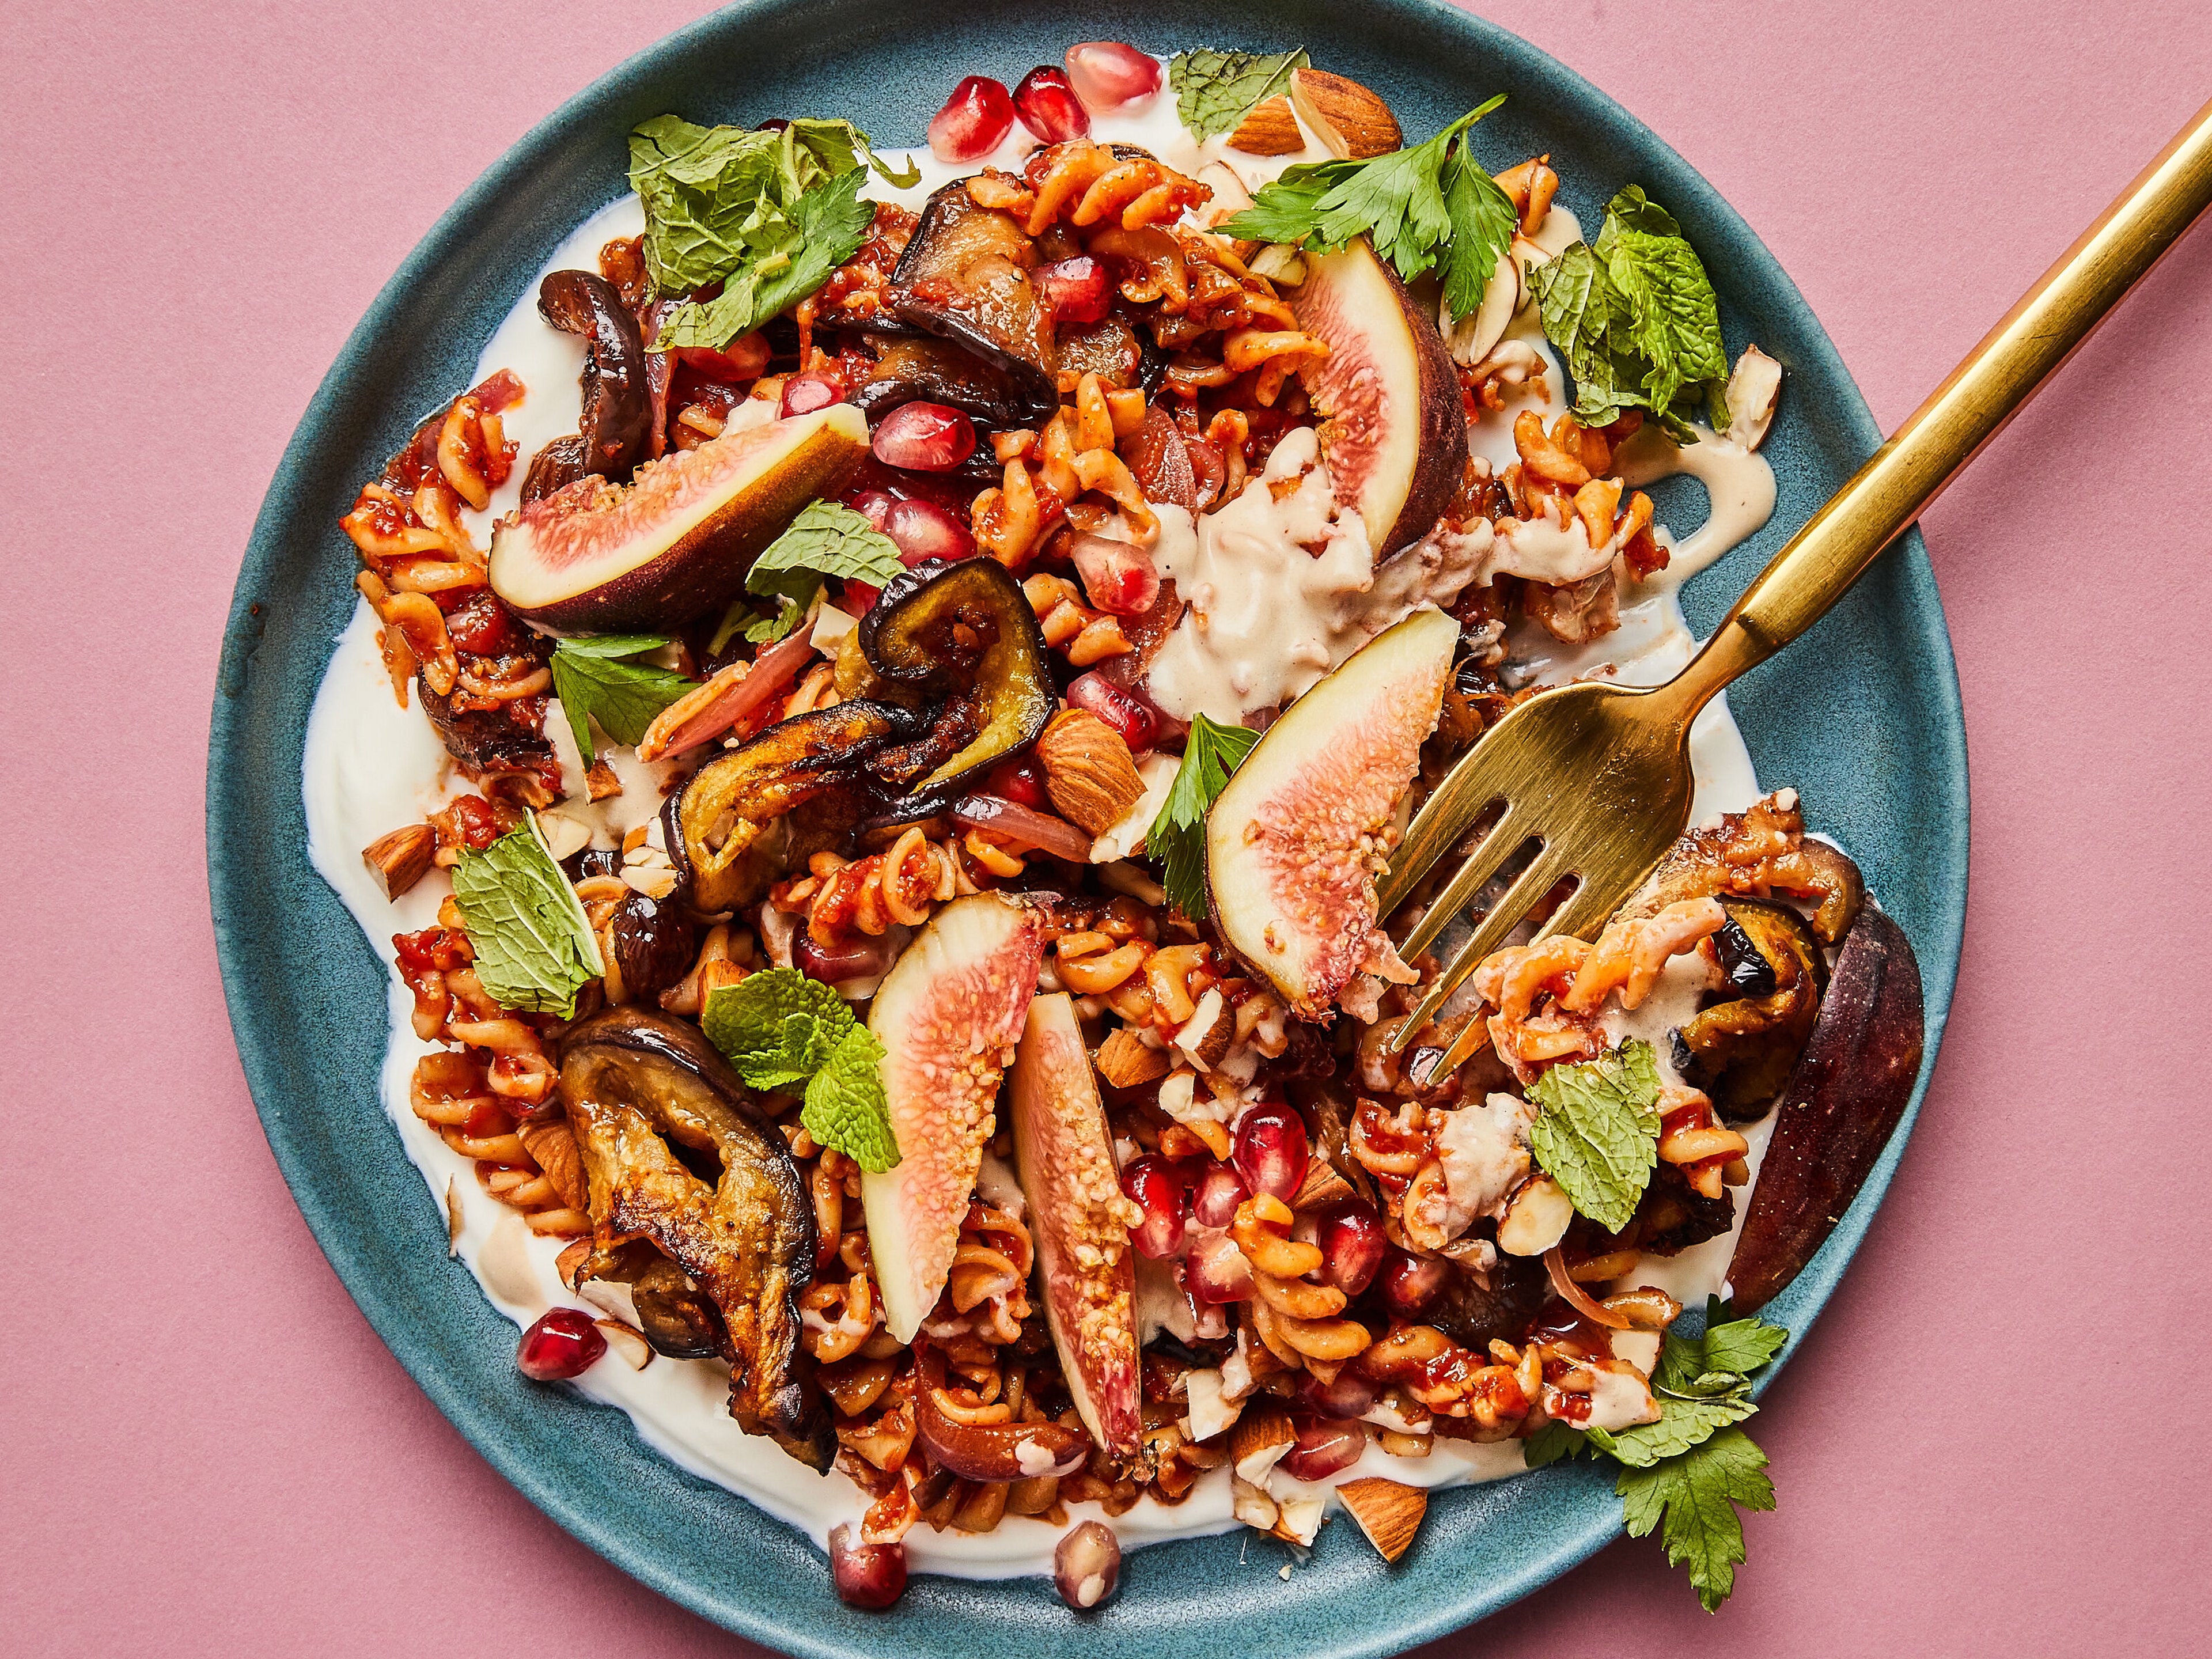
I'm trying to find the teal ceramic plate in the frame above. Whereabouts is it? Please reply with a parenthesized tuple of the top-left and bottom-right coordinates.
(209, 2, 1966, 1652)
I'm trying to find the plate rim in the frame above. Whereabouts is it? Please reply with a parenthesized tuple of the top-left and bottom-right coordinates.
(207, 1, 1968, 1652)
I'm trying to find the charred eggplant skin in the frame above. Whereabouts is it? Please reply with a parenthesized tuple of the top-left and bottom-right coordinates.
(852, 334, 1039, 427)
(558, 1009, 832, 1469)
(858, 557, 1055, 805)
(1672, 899, 1826, 1122)
(1726, 906, 1926, 1312)
(885, 182, 1058, 420)
(665, 700, 921, 912)
(537, 270, 652, 482)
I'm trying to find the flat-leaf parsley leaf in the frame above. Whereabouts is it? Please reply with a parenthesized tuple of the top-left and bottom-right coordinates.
(1145, 714, 1260, 921)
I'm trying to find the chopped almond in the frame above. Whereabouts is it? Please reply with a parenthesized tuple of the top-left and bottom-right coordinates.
(1337, 1477, 1427, 1562)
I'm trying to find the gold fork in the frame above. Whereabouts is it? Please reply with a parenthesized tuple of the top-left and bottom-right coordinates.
(1384, 96, 2212, 1070)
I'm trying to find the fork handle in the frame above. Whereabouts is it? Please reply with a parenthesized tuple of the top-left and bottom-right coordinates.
(1665, 96, 2212, 710)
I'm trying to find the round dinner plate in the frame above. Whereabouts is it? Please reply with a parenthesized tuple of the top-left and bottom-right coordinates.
(207, 2, 1967, 1652)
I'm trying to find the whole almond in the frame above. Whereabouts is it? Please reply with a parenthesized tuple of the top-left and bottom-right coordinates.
(1290, 69, 1401, 160)
(1037, 709, 1146, 835)
(363, 823, 434, 900)
(1226, 94, 1303, 156)
(1337, 1476, 1427, 1562)
(1095, 1025, 1172, 1089)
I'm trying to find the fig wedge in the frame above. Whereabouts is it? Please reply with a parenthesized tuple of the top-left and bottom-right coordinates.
(1207, 607, 1459, 1019)
(1726, 906, 1926, 1312)
(1009, 993, 1140, 1455)
(490, 404, 869, 633)
(559, 1009, 831, 1469)
(1291, 238, 1468, 558)
(862, 895, 1044, 1343)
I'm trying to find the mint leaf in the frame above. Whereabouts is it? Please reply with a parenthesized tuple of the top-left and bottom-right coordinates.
(1615, 1426, 1775, 1612)
(801, 1024, 899, 1172)
(703, 968, 854, 1091)
(1146, 713, 1260, 921)
(1531, 185, 1729, 441)
(1526, 1037, 1662, 1230)
(703, 968, 900, 1169)
(750, 498, 906, 592)
(1220, 97, 1511, 315)
(1168, 47, 1309, 141)
(549, 635, 694, 762)
(657, 167, 876, 351)
(448, 817, 601, 1018)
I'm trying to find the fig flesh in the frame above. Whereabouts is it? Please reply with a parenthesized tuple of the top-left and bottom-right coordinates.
(1206, 607, 1459, 1019)
(1726, 906, 1926, 1312)
(1009, 992, 1141, 1455)
(862, 895, 1044, 1343)
(558, 1009, 831, 1469)
(1291, 238, 1469, 558)
(489, 404, 870, 634)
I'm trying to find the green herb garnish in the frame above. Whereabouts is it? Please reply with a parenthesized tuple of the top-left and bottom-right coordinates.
(1145, 713, 1260, 921)
(1529, 185, 1730, 441)
(548, 634, 694, 762)
(703, 967, 898, 1171)
(446, 816, 601, 1018)
(1220, 96, 1517, 323)
(627, 116, 896, 351)
(1525, 1302, 1789, 1611)
(1525, 1036, 1664, 1231)
(1167, 47, 1309, 141)
(734, 499, 908, 643)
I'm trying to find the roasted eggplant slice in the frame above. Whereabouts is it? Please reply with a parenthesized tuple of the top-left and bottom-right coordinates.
(665, 700, 920, 912)
(887, 182, 1058, 419)
(1427, 1249, 1551, 1350)
(559, 1009, 832, 1469)
(537, 270, 652, 482)
(858, 557, 1054, 803)
(571, 1238, 725, 1360)
(418, 679, 556, 778)
(852, 335, 1039, 426)
(1727, 906, 1926, 1312)
(1671, 899, 1827, 1122)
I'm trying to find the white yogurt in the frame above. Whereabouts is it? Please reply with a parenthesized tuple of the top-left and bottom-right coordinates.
(301, 53, 1779, 1578)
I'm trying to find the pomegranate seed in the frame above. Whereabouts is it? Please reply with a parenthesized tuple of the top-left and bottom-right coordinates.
(1065, 41, 1162, 111)
(1035, 255, 1112, 324)
(780, 370, 845, 417)
(1014, 65, 1091, 142)
(1119, 1155, 1188, 1259)
(1301, 1367, 1378, 1421)
(1191, 1160, 1248, 1229)
(872, 400, 976, 472)
(928, 75, 1014, 163)
(757, 117, 790, 133)
(1233, 1104, 1309, 1203)
(1054, 1520, 1122, 1609)
(1184, 1229, 1255, 1304)
(1377, 1249, 1452, 1318)
(883, 495, 976, 564)
(679, 334, 772, 381)
(843, 579, 883, 612)
(986, 754, 1050, 809)
(516, 1307, 606, 1381)
(829, 1524, 907, 1609)
(1069, 532, 1160, 615)
(1315, 1203, 1388, 1296)
(1280, 1414, 1367, 1482)
(444, 592, 514, 656)
(1066, 672, 1162, 752)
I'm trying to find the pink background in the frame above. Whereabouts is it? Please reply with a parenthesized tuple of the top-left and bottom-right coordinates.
(5, 1, 2208, 1652)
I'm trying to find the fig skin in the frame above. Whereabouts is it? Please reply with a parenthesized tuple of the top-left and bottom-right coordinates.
(1726, 906, 1926, 1312)
(489, 404, 870, 635)
(1291, 238, 1469, 559)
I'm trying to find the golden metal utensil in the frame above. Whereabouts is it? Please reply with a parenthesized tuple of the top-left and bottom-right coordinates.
(1385, 95, 2212, 1067)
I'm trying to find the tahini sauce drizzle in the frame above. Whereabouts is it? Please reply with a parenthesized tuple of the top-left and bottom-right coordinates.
(301, 55, 1779, 1575)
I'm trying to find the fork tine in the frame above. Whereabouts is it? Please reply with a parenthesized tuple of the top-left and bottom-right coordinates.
(1530, 863, 1646, 948)
(1393, 806, 1527, 964)
(1384, 842, 1573, 1055)
(1376, 748, 1511, 923)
